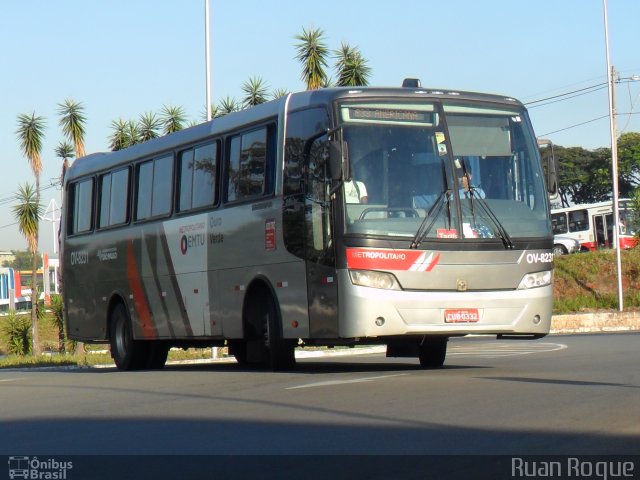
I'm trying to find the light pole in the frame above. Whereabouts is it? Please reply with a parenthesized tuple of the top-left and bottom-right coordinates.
(603, 0, 623, 311)
(205, 0, 212, 121)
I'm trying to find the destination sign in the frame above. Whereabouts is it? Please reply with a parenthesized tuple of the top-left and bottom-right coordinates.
(348, 107, 431, 123)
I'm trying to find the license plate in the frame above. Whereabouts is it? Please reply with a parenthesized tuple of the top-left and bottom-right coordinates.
(444, 308, 480, 323)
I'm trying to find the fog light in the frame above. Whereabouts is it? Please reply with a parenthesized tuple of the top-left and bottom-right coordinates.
(533, 315, 541, 325)
(375, 317, 385, 327)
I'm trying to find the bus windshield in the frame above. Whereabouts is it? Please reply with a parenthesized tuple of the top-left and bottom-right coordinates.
(340, 101, 551, 242)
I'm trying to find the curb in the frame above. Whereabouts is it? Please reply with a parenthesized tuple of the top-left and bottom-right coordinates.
(551, 311, 640, 334)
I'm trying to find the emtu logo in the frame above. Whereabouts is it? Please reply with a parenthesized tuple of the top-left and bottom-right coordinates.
(180, 235, 188, 255)
(180, 232, 206, 255)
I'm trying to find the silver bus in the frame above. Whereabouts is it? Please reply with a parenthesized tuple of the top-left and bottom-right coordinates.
(61, 80, 556, 371)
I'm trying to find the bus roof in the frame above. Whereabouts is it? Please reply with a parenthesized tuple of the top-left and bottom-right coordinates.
(64, 86, 526, 183)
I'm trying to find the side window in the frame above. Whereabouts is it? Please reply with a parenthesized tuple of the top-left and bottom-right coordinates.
(135, 154, 174, 221)
(551, 212, 567, 235)
(226, 127, 270, 202)
(152, 155, 173, 216)
(98, 168, 129, 229)
(178, 141, 218, 212)
(568, 209, 589, 232)
(69, 178, 94, 235)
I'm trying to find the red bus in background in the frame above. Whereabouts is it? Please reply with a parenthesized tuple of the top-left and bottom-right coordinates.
(551, 199, 639, 251)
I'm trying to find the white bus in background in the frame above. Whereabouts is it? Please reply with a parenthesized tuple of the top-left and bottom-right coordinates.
(551, 199, 638, 252)
(61, 80, 557, 371)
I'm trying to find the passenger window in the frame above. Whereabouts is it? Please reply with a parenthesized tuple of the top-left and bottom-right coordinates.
(226, 127, 268, 202)
(69, 178, 94, 235)
(178, 141, 218, 212)
(135, 154, 174, 221)
(98, 168, 130, 228)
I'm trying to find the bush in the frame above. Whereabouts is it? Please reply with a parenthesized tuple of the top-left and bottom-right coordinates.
(1, 311, 32, 356)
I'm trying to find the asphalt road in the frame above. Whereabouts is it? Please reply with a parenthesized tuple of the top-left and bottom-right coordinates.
(1, 333, 638, 463)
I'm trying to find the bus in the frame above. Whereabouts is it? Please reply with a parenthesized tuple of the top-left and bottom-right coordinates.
(551, 199, 639, 252)
(61, 80, 557, 371)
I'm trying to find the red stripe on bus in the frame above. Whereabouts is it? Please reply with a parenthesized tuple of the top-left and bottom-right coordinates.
(346, 248, 434, 271)
(127, 241, 157, 338)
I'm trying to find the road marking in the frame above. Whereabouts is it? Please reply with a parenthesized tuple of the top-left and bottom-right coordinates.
(448, 342, 567, 358)
(0, 378, 24, 383)
(286, 373, 409, 390)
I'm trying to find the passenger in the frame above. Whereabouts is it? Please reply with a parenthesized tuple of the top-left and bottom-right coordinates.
(344, 179, 368, 204)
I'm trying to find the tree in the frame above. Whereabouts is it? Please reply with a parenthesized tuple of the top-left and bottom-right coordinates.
(109, 119, 139, 151)
(49, 294, 66, 354)
(295, 27, 329, 90)
(138, 112, 161, 142)
(617, 132, 640, 195)
(11, 183, 43, 355)
(271, 88, 290, 100)
(109, 119, 129, 151)
(54, 141, 75, 184)
(554, 145, 611, 205)
(334, 42, 371, 87)
(241, 76, 269, 108)
(9, 250, 42, 271)
(160, 105, 187, 135)
(58, 99, 86, 158)
(216, 96, 241, 117)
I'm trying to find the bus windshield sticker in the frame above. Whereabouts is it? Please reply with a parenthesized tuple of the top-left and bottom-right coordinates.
(265, 219, 276, 251)
(347, 248, 440, 272)
(436, 229, 458, 239)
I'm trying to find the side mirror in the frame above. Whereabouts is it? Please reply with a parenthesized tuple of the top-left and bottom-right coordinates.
(538, 139, 559, 200)
(329, 138, 343, 181)
(304, 126, 347, 182)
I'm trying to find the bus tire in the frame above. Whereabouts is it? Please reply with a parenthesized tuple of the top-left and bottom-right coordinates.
(418, 336, 448, 368)
(144, 342, 169, 370)
(109, 303, 146, 371)
(227, 340, 248, 365)
(262, 291, 296, 372)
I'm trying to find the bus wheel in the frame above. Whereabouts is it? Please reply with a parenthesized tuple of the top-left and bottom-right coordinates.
(145, 342, 169, 370)
(227, 340, 248, 365)
(109, 303, 145, 371)
(418, 336, 448, 368)
(262, 292, 296, 371)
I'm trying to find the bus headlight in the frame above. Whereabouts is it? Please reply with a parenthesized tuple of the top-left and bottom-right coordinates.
(518, 270, 553, 289)
(349, 270, 401, 290)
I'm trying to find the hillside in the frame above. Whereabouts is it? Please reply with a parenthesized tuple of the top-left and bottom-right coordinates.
(553, 247, 640, 313)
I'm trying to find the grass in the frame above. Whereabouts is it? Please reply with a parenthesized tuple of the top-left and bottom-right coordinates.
(553, 247, 640, 313)
(2, 247, 638, 368)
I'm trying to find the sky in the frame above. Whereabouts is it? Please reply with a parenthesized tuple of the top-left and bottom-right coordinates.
(1, 0, 639, 256)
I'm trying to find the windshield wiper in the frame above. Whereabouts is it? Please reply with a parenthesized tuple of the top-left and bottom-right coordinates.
(410, 190, 452, 249)
(467, 191, 514, 249)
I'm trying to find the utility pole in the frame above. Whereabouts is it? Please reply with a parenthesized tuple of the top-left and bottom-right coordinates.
(205, 0, 212, 121)
(603, 0, 624, 311)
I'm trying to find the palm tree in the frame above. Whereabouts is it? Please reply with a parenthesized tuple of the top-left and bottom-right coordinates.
(12, 183, 43, 355)
(216, 96, 241, 117)
(294, 27, 329, 90)
(160, 105, 186, 135)
(138, 112, 161, 142)
(241, 76, 269, 108)
(109, 119, 129, 151)
(271, 88, 290, 100)
(126, 120, 140, 147)
(58, 99, 87, 158)
(54, 141, 75, 185)
(334, 42, 371, 87)
(109, 119, 139, 151)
